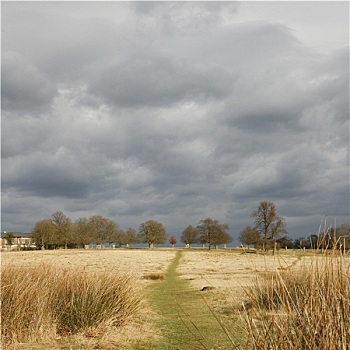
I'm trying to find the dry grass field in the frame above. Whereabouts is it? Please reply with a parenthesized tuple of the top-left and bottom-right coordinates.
(1, 248, 176, 280)
(1, 248, 301, 297)
(177, 249, 301, 289)
(2, 248, 349, 349)
(1, 248, 300, 280)
(1, 249, 177, 349)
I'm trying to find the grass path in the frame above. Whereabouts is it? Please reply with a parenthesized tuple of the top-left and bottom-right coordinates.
(141, 250, 243, 350)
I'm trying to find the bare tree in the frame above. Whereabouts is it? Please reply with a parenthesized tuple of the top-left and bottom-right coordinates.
(89, 215, 117, 245)
(197, 218, 231, 250)
(238, 226, 260, 248)
(31, 219, 57, 250)
(181, 225, 199, 248)
(251, 201, 287, 250)
(169, 236, 177, 248)
(125, 228, 139, 247)
(139, 220, 167, 248)
(73, 217, 93, 247)
(51, 211, 72, 249)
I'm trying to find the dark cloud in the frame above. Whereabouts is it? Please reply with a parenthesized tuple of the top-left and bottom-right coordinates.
(1, 2, 348, 241)
(1, 52, 57, 113)
(88, 54, 232, 108)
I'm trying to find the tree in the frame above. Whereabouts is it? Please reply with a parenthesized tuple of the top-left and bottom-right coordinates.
(31, 219, 57, 249)
(114, 230, 128, 247)
(3, 232, 15, 247)
(336, 224, 350, 250)
(308, 234, 319, 249)
(89, 215, 117, 245)
(181, 225, 199, 248)
(51, 211, 72, 249)
(276, 236, 294, 249)
(251, 201, 287, 250)
(238, 226, 260, 248)
(169, 236, 177, 248)
(139, 220, 167, 248)
(73, 217, 93, 247)
(197, 218, 231, 250)
(294, 237, 309, 249)
(125, 228, 138, 247)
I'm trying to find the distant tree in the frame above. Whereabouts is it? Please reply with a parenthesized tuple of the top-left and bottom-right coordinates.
(125, 228, 139, 247)
(51, 211, 72, 249)
(276, 236, 294, 249)
(181, 225, 199, 248)
(251, 201, 287, 250)
(238, 226, 260, 248)
(89, 215, 117, 245)
(336, 223, 350, 237)
(221, 232, 233, 248)
(294, 237, 309, 249)
(31, 219, 57, 249)
(336, 224, 350, 250)
(197, 218, 231, 249)
(114, 230, 127, 247)
(199, 234, 208, 248)
(318, 230, 334, 250)
(73, 217, 93, 247)
(169, 236, 177, 248)
(308, 234, 319, 249)
(139, 220, 167, 248)
(3, 232, 15, 246)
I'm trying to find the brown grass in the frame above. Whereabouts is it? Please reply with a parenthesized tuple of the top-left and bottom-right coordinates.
(2, 248, 349, 349)
(1, 263, 142, 349)
(143, 273, 165, 280)
(242, 252, 350, 349)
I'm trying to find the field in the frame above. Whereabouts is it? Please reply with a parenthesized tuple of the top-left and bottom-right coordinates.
(1, 248, 349, 349)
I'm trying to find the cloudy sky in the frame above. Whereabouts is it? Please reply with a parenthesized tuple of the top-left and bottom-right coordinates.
(2, 1, 349, 242)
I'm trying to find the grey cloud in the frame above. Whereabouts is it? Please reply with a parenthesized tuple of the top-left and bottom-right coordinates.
(132, 2, 240, 30)
(88, 54, 232, 108)
(1, 2, 348, 240)
(2, 52, 57, 113)
(1, 114, 54, 158)
(2, 149, 92, 199)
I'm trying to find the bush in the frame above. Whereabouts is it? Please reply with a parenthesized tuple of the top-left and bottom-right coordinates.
(1, 264, 141, 348)
(242, 253, 350, 349)
(142, 273, 165, 280)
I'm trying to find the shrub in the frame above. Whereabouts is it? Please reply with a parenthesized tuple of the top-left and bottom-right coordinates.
(142, 273, 165, 280)
(242, 253, 350, 349)
(1, 264, 141, 348)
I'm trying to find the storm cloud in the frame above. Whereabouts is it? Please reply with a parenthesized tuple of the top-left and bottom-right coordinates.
(1, 2, 349, 242)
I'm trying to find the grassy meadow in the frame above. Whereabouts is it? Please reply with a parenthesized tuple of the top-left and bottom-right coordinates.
(1, 248, 349, 349)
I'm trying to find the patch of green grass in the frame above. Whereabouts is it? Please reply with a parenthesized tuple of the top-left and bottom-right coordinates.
(145, 250, 244, 350)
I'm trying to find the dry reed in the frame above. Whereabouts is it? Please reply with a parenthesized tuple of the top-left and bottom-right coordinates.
(242, 252, 350, 349)
(1, 263, 142, 348)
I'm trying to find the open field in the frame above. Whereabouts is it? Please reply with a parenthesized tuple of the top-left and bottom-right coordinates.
(1, 248, 302, 286)
(1, 249, 176, 281)
(1, 248, 349, 349)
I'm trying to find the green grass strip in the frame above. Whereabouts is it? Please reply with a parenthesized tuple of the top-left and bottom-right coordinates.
(142, 250, 242, 350)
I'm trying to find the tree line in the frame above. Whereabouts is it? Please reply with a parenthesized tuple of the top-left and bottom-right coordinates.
(29, 202, 349, 251)
(238, 201, 350, 251)
(31, 212, 233, 250)
(180, 218, 232, 249)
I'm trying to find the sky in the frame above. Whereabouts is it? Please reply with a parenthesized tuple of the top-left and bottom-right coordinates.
(1, 1, 349, 243)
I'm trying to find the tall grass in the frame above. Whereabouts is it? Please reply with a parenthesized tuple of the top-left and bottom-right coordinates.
(242, 252, 350, 349)
(1, 264, 141, 348)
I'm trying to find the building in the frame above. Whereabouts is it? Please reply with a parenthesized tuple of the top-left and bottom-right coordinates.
(0, 231, 34, 250)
